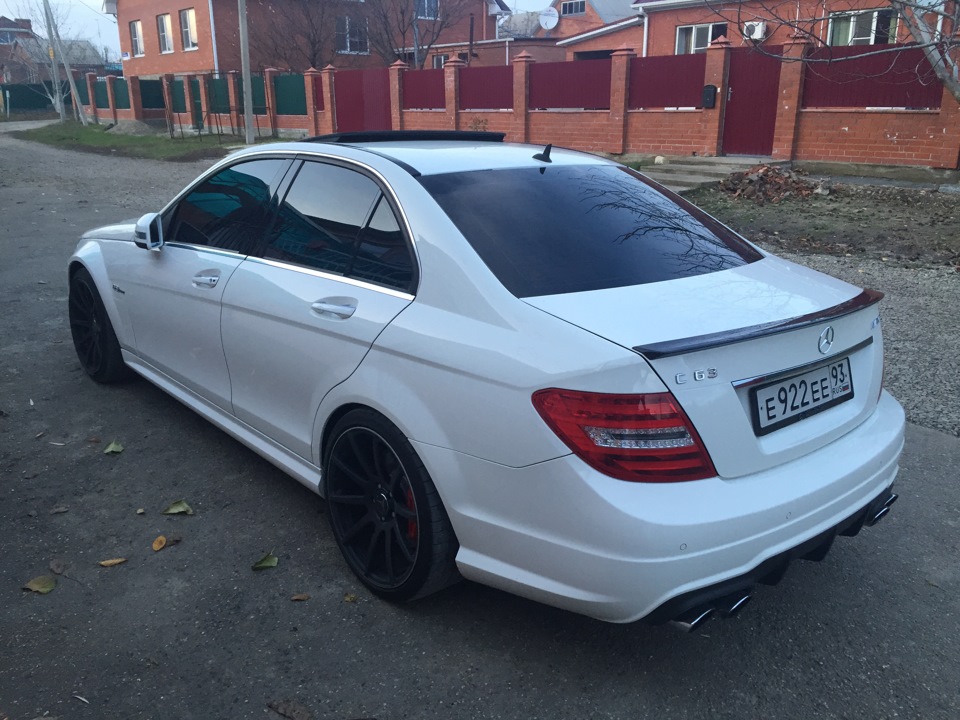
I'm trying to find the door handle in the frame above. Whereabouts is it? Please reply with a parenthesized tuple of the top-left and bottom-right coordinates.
(311, 300, 356, 320)
(192, 273, 220, 288)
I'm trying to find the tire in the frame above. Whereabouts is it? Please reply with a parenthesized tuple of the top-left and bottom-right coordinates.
(324, 409, 460, 602)
(69, 267, 128, 384)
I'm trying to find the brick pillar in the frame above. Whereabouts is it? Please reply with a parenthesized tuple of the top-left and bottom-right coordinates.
(771, 36, 809, 161)
(183, 73, 198, 129)
(263, 68, 279, 137)
(197, 74, 212, 133)
(303, 67, 322, 135)
(161, 73, 175, 131)
(512, 51, 534, 143)
(127, 75, 144, 121)
(702, 36, 731, 156)
(936, 85, 960, 169)
(227, 70, 242, 133)
(608, 46, 635, 155)
(85, 72, 98, 123)
(389, 60, 407, 131)
(319, 65, 337, 134)
(443, 57, 465, 130)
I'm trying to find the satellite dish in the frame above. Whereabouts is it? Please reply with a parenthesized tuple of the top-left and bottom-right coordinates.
(539, 7, 559, 30)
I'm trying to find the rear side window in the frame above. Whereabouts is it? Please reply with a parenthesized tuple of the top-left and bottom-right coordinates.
(418, 165, 762, 297)
(168, 159, 287, 254)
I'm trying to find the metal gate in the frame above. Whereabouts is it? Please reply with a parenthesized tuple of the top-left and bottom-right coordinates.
(334, 68, 391, 133)
(722, 47, 782, 156)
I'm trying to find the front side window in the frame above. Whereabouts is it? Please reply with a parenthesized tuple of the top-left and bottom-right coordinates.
(675, 22, 727, 54)
(561, 1, 586, 15)
(828, 9, 897, 46)
(418, 165, 761, 297)
(129, 20, 144, 57)
(417, 0, 440, 19)
(336, 16, 369, 54)
(167, 159, 288, 254)
(264, 162, 414, 291)
(157, 14, 173, 53)
(180, 8, 198, 51)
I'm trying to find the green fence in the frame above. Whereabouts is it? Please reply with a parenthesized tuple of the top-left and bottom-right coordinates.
(74, 80, 89, 106)
(207, 76, 230, 114)
(274, 73, 306, 115)
(236, 75, 268, 114)
(113, 78, 130, 110)
(140, 79, 165, 109)
(171, 79, 186, 113)
(94, 80, 109, 109)
(189, 77, 202, 129)
(0, 83, 63, 111)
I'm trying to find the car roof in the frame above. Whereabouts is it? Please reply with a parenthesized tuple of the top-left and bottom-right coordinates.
(228, 132, 613, 177)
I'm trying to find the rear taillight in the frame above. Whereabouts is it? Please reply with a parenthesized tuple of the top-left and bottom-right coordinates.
(532, 389, 716, 483)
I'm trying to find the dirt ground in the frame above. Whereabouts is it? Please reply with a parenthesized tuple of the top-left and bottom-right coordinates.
(687, 183, 960, 268)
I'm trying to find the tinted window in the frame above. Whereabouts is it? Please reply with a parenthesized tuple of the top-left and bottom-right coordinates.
(419, 165, 762, 297)
(169, 159, 287, 253)
(264, 162, 380, 276)
(350, 197, 414, 290)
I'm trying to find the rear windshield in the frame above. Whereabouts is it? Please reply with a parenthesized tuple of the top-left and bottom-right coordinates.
(418, 165, 762, 297)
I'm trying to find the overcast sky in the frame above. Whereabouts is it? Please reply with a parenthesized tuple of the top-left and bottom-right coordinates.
(0, 0, 550, 61)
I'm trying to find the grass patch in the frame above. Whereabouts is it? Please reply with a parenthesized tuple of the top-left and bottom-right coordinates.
(11, 121, 236, 161)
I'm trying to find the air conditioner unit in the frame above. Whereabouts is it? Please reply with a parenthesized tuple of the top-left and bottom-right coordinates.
(743, 21, 767, 40)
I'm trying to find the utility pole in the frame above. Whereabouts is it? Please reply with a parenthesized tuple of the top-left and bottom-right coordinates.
(41, 0, 65, 122)
(50, 13, 88, 126)
(238, 0, 255, 144)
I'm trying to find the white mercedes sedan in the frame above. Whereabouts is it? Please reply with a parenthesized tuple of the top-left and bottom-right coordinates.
(68, 131, 904, 630)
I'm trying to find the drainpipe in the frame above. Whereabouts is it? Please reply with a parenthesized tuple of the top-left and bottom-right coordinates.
(639, 7, 648, 57)
(208, 0, 220, 76)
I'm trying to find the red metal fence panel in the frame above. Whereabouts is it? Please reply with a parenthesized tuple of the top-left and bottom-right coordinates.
(628, 54, 706, 109)
(460, 65, 513, 109)
(403, 68, 445, 109)
(802, 46, 942, 109)
(334, 67, 391, 132)
(529, 59, 611, 110)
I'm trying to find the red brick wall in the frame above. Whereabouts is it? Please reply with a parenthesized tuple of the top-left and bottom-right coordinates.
(563, 25, 645, 59)
(119, 0, 218, 76)
(623, 109, 711, 155)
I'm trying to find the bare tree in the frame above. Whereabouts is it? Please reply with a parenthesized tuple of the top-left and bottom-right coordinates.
(697, 0, 960, 101)
(365, 0, 477, 68)
(250, 0, 340, 71)
(4, 0, 74, 116)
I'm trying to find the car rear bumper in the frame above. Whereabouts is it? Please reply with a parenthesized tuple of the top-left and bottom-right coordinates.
(414, 390, 905, 623)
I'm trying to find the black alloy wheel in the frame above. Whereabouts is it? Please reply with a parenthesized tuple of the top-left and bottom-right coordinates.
(325, 410, 459, 602)
(69, 267, 127, 383)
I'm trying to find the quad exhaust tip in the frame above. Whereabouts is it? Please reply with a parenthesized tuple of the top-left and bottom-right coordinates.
(867, 492, 898, 527)
(669, 592, 752, 633)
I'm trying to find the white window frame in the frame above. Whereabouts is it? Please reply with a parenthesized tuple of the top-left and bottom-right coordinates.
(179, 8, 198, 51)
(674, 22, 727, 54)
(336, 16, 369, 55)
(129, 20, 144, 57)
(432, 54, 449, 69)
(561, 0, 586, 15)
(827, 9, 899, 46)
(417, 0, 440, 20)
(157, 14, 174, 54)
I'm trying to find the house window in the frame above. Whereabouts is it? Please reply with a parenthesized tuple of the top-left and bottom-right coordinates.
(417, 0, 440, 20)
(336, 16, 369, 54)
(157, 14, 174, 53)
(432, 54, 448, 69)
(0, 30, 15, 44)
(828, 9, 898, 46)
(129, 20, 144, 57)
(179, 8, 198, 51)
(561, 1, 586, 15)
(675, 22, 727, 54)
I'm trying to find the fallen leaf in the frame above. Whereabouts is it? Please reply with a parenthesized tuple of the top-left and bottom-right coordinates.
(136, 508, 145, 515)
(49, 505, 69, 515)
(166, 535, 182, 547)
(267, 700, 313, 720)
(291, 593, 310, 602)
(29, 398, 34, 406)
(35, 431, 45, 439)
(98, 558, 127, 567)
(49, 559, 68, 575)
(103, 440, 123, 455)
(23, 575, 56, 594)
(152, 535, 167, 552)
(72, 695, 90, 704)
(252, 552, 278, 571)
(162, 500, 193, 515)
(343, 593, 357, 603)
(48, 441, 66, 446)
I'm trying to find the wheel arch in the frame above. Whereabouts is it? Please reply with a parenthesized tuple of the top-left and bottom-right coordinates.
(68, 244, 130, 350)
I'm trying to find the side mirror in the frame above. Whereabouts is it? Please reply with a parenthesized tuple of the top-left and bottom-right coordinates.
(134, 212, 164, 251)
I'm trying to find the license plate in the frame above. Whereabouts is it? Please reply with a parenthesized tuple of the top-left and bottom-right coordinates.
(751, 358, 854, 436)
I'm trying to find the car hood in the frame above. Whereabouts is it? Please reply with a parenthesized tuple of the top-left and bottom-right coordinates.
(81, 220, 138, 243)
(521, 255, 861, 350)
